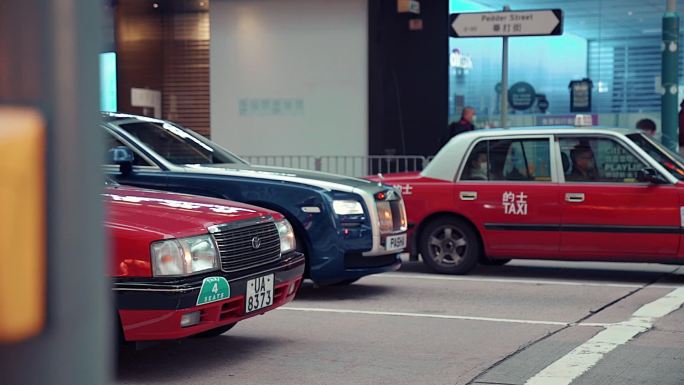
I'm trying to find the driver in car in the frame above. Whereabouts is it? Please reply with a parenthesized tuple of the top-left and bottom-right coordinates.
(567, 144, 598, 181)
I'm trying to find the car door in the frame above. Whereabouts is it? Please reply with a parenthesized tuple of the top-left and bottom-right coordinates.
(557, 134, 680, 258)
(103, 128, 169, 190)
(456, 136, 561, 258)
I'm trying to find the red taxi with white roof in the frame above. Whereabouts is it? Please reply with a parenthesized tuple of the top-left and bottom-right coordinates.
(367, 126, 684, 274)
(106, 180, 304, 343)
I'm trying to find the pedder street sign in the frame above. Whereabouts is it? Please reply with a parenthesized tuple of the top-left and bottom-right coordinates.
(450, 9, 563, 38)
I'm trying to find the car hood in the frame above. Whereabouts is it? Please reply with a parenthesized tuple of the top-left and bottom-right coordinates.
(104, 185, 274, 239)
(182, 163, 390, 193)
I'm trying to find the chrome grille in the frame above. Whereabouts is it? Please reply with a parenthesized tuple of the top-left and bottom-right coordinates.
(390, 200, 406, 231)
(211, 219, 281, 272)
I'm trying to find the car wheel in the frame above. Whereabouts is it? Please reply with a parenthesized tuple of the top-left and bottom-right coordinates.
(419, 217, 480, 274)
(480, 258, 511, 266)
(193, 322, 237, 338)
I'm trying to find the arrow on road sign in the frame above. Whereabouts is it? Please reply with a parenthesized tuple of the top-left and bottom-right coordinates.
(450, 9, 563, 38)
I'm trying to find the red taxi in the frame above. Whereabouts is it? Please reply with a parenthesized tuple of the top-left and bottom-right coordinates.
(106, 180, 304, 343)
(367, 127, 684, 274)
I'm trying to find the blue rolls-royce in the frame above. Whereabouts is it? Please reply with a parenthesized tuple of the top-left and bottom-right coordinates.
(102, 113, 407, 286)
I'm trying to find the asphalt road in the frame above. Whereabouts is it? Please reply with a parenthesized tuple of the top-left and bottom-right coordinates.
(116, 259, 684, 385)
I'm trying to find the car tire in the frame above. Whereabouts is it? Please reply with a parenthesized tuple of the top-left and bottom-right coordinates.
(193, 322, 237, 338)
(480, 257, 511, 266)
(419, 217, 480, 274)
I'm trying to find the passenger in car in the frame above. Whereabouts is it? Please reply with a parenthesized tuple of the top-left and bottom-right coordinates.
(464, 151, 488, 180)
(567, 144, 598, 181)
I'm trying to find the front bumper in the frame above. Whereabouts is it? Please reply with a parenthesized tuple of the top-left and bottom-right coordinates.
(115, 252, 305, 341)
(311, 250, 402, 286)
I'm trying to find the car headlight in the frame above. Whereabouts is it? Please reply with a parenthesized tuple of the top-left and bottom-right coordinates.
(151, 235, 219, 277)
(275, 219, 296, 254)
(376, 201, 394, 233)
(333, 200, 364, 215)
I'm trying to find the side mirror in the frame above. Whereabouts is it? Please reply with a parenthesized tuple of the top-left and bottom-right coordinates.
(108, 146, 134, 175)
(636, 168, 666, 184)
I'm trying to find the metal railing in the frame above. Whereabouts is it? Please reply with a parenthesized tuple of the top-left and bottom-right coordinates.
(240, 155, 431, 177)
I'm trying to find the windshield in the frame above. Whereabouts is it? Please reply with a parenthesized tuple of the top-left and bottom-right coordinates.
(627, 133, 684, 181)
(116, 120, 248, 166)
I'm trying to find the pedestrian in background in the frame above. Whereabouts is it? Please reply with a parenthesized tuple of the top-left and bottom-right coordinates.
(635, 118, 656, 137)
(443, 106, 476, 146)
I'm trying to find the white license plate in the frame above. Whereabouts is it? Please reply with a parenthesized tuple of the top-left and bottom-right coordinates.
(385, 234, 407, 251)
(245, 274, 274, 313)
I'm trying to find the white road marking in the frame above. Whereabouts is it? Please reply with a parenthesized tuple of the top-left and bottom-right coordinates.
(279, 306, 612, 327)
(524, 286, 684, 385)
(374, 272, 682, 289)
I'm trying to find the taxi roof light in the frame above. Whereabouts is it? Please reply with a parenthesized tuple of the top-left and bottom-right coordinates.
(574, 114, 593, 127)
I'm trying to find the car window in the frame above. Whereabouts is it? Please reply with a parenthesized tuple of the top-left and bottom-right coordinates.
(559, 137, 647, 183)
(627, 133, 684, 181)
(116, 121, 247, 166)
(461, 141, 489, 180)
(104, 132, 154, 167)
(461, 138, 551, 182)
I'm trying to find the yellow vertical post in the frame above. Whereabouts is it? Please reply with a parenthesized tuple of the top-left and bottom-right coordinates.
(0, 107, 45, 342)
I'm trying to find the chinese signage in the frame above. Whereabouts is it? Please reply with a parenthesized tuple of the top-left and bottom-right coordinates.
(449, 9, 563, 38)
(239, 98, 304, 117)
(393, 184, 414, 196)
(502, 191, 528, 215)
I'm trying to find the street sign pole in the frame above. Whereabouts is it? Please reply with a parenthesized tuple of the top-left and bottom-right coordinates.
(502, 35, 508, 128)
(662, 0, 679, 152)
(501, 5, 510, 128)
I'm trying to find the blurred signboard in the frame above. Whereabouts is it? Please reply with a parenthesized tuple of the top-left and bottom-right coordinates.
(450, 9, 563, 38)
(508, 82, 536, 110)
(569, 78, 593, 112)
(131, 88, 162, 118)
(536, 114, 598, 126)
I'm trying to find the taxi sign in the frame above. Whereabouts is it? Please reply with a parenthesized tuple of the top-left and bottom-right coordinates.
(574, 114, 593, 127)
(0, 107, 45, 342)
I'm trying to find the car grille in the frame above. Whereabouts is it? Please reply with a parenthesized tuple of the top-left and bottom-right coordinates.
(377, 199, 408, 233)
(211, 219, 281, 272)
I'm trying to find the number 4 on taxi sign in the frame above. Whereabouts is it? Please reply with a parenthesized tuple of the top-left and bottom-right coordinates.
(0, 107, 45, 342)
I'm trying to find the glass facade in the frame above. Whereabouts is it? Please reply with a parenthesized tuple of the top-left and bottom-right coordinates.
(449, 0, 683, 136)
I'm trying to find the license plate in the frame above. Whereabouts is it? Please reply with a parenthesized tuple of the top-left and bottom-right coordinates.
(385, 234, 407, 251)
(245, 274, 274, 313)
